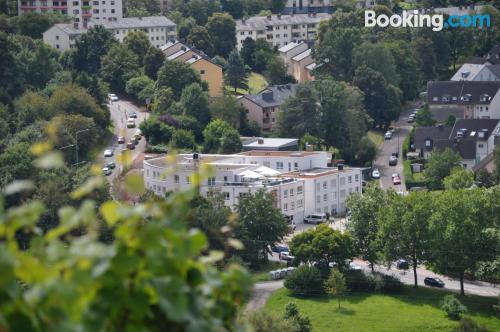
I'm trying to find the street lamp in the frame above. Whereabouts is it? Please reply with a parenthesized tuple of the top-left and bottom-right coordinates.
(75, 128, 90, 166)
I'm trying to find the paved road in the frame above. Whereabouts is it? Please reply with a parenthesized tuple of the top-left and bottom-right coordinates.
(247, 280, 284, 311)
(373, 106, 418, 191)
(102, 99, 148, 180)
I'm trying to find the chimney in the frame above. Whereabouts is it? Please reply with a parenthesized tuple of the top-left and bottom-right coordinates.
(193, 153, 199, 160)
(258, 138, 264, 144)
(242, 18, 246, 24)
(338, 164, 344, 171)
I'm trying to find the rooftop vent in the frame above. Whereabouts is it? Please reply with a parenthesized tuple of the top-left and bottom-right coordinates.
(257, 138, 264, 144)
(338, 164, 344, 171)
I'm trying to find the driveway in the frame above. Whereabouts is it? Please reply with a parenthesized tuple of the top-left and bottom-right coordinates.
(372, 106, 418, 191)
(247, 280, 284, 311)
(102, 99, 148, 181)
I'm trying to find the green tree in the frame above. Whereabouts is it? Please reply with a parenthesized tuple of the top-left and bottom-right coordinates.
(209, 95, 242, 128)
(171, 129, 196, 150)
(187, 25, 214, 57)
(152, 88, 174, 114)
(385, 41, 421, 100)
(144, 46, 165, 80)
(494, 145, 500, 183)
(415, 105, 436, 127)
(180, 83, 211, 127)
(10, 12, 67, 39)
(13, 91, 50, 129)
(100, 43, 141, 93)
(139, 116, 175, 145)
(289, 224, 356, 273)
(157, 60, 203, 98)
(224, 49, 248, 93)
(283, 302, 312, 332)
(324, 269, 347, 309)
(244, 310, 296, 331)
(177, 16, 196, 41)
(425, 148, 461, 190)
(235, 190, 289, 267)
(412, 37, 436, 81)
(265, 56, 289, 85)
(475, 169, 496, 188)
(72, 25, 117, 74)
(206, 12, 236, 58)
(379, 191, 432, 287)
(123, 30, 151, 63)
(0, 142, 35, 188)
(54, 114, 99, 164)
(240, 37, 256, 69)
(220, 0, 244, 19)
(353, 42, 400, 87)
(445, 114, 456, 127)
(125, 75, 155, 101)
(356, 137, 377, 166)
(444, 167, 474, 190)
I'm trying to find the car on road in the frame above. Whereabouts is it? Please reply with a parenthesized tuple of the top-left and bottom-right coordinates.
(129, 112, 137, 119)
(117, 136, 125, 144)
(102, 167, 112, 176)
(384, 131, 393, 140)
(372, 169, 380, 179)
(389, 155, 398, 166)
(396, 259, 409, 270)
(127, 119, 136, 128)
(304, 213, 328, 224)
(106, 161, 116, 169)
(126, 142, 135, 150)
(408, 116, 415, 123)
(271, 245, 289, 254)
(424, 277, 445, 288)
(130, 137, 138, 145)
(392, 175, 401, 185)
(103, 149, 113, 157)
(108, 93, 118, 102)
(134, 130, 142, 140)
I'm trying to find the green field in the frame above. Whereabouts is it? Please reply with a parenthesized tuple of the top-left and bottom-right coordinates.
(265, 287, 500, 332)
(225, 72, 268, 95)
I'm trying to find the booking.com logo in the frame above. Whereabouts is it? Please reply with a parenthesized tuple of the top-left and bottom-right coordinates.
(365, 10, 491, 31)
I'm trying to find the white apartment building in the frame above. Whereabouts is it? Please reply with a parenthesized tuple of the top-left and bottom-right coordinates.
(235, 13, 331, 50)
(43, 16, 176, 50)
(18, 0, 123, 29)
(143, 151, 361, 221)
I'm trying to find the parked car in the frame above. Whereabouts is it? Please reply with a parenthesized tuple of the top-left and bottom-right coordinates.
(349, 262, 362, 270)
(127, 119, 136, 128)
(130, 137, 138, 145)
(389, 155, 398, 166)
(304, 213, 328, 224)
(392, 175, 401, 185)
(103, 149, 113, 157)
(271, 245, 289, 254)
(106, 161, 116, 169)
(279, 252, 295, 261)
(372, 169, 381, 179)
(117, 136, 125, 144)
(408, 116, 415, 123)
(129, 111, 137, 119)
(126, 142, 135, 150)
(102, 167, 112, 176)
(134, 130, 142, 140)
(144, 154, 154, 160)
(384, 131, 393, 140)
(108, 93, 118, 102)
(388, 126, 395, 133)
(424, 277, 445, 288)
(396, 259, 409, 270)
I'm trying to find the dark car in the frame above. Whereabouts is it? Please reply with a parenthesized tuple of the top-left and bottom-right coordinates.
(106, 161, 116, 169)
(424, 277, 445, 288)
(271, 245, 289, 254)
(389, 156, 398, 166)
(129, 111, 137, 118)
(396, 259, 409, 270)
(126, 142, 135, 150)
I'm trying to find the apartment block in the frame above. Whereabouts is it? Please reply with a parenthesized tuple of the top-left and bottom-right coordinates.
(278, 42, 315, 83)
(235, 13, 331, 50)
(19, 0, 123, 29)
(43, 16, 176, 51)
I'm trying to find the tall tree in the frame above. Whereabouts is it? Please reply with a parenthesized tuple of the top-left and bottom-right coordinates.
(385, 41, 422, 101)
(144, 47, 165, 80)
(209, 95, 242, 128)
(100, 44, 141, 93)
(424, 148, 461, 190)
(123, 31, 151, 64)
(187, 25, 214, 57)
(156, 61, 203, 98)
(415, 105, 435, 127)
(203, 119, 242, 153)
(180, 83, 211, 127)
(72, 25, 116, 74)
(379, 192, 432, 288)
(235, 190, 290, 267)
(206, 12, 236, 58)
(265, 56, 290, 86)
(412, 37, 436, 82)
(240, 37, 256, 69)
(443, 167, 474, 190)
(353, 42, 400, 87)
(224, 50, 248, 92)
(10, 12, 67, 39)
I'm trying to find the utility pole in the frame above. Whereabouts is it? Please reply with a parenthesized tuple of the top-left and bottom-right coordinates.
(75, 129, 90, 166)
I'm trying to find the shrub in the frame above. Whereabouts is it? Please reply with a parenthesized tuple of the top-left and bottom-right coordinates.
(284, 265, 324, 296)
(145, 144, 168, 154)
(344, 269, 375, 292)
(283, 302, 312, 332)
(454, 318, 491, 332)
(441, 295, 467, 320)
(244, 310, 296, 331)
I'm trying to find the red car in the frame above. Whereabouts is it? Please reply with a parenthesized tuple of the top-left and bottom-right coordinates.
(392, 176, 401, 185)
(117, 136, 125, 144)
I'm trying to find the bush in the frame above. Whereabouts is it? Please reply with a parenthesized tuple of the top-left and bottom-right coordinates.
(372, 273, 404, 294)
(243, 310, 296, 331)
(284, 265, 324, 296)
(283, 302, 312, 332)
(344, 269, 376, 292)
(145, 144, 168, 154)
(441, 295, 467, 320)
(171, 129, 196, 150)
(454, 318, 491, 332)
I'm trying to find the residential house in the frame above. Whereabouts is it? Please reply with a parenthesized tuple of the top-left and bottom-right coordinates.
(414, 119, 500, 169)
(19, 0, 123, 29)
(235, 13, 331, 50)
(290, 48, 314, 82)
(240, 84, 298, 132)
(160, 40, 223, 97)
(242, 137, 299, 151)
(426, 81, 500, 119)
(43, 16, 176, 51)
(451, 63, 500, 81)
(282, 0, 335, 14)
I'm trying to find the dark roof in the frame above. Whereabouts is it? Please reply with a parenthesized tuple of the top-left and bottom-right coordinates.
(486, 43, 500, 65)
(434, 139, 476, 160)
(487, 65, 500, 79)
(243, 84, 298, 108)
(450, 119, 500, 140)
(427, 81, 500, 105)
(414, 126, 452, 150)
(429, 106, 464, 123)
(467, 56, 489, 65)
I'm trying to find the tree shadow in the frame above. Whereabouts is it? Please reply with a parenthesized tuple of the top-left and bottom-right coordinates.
(335, 307, 356, 315)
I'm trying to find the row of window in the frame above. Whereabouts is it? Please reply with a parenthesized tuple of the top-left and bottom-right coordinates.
(314, 187, 359, 204)
(283, 199, 303, 212)
(239, 24, 317, 37)
(283, 186, 303, 198)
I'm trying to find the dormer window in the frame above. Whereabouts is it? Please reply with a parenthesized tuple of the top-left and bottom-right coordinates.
(480, 94, 491, 102)
(425, 138, 432, 147)
(461, 71, 470, 78)
(442, 96, 450, 103)
(461, 94, 472, 102)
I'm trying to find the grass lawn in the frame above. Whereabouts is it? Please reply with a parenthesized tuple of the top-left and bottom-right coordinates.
(265, 287, 500, 332)
(225, 72, 268, 95)
(367, 130, 384, 148)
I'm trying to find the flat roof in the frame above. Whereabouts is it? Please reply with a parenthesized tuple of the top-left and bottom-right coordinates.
(95, 16, 176, 29)
(284, 167, 356, 178)
(243, 138, 299, 148)
(236, 13, 331, 31)
(239, 150, 318, 157)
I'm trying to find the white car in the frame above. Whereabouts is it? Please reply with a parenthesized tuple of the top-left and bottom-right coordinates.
(384, 131, 393, 140)
(304, 213, 328, 224)
(103, 149, 113, 157)
(349, 262, 362, 270)
(372, 169, 380, 179)
(108, 93, 118, 102)
(102, 167, 112, 176)
(279, 252, 295, 261)
(127, 118, 136, 128)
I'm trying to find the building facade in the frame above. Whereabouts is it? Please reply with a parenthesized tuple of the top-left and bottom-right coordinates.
(235, 13, 331, 50)
(19, 0, 123, 29)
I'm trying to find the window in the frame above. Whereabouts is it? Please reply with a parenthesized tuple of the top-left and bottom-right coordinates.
(263, 161, 270, 167)
(111, 9, 115, 13)
(355, 174, 359, 182)
(288, 162, 292, 171)
(297, 199, 303, 208)
(330, 179, 336, 187)
(290, 188, 294, 196)
(240, 31, 245, 35)
(478, 144, 484, 148)
(340, 177, 345, 186)
(186, 176, 191, 184)
(294, 162, 299, 170)
(223, 176, 228, 182)
(174, 175, 179, 184)
(315, 183, 320, 191)
(200, 70, 205, 75)
(276, 162, 284, 170)
(323, 182, 327, 189)
(297, 186, 303, 194)
(316, 195, 320, 203)
(291, 202, 295, 210)
(56, 35, 59, 40)
(323, 194, 328, 201)
(348, 176, 352, 184)
(340, 189, 346, 198)
(355, 186, 359, 192)
(223, 192, 230, 200)
(284, 203, 288, 211)
(207, 177, 215, 186)
(284, 190, 288, 198)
